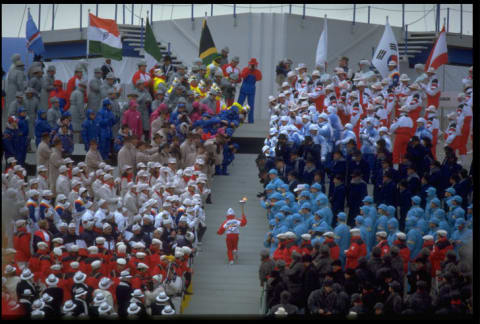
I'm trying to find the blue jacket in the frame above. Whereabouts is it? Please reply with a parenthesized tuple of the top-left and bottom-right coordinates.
(56, 129, 74, 155)
(407, 227, 423, 260)
(347, 179, 368, 217)
(334, 222, 350, 256)
(380, 179, 397, 207)
(331, 183, 346, 216)
(34, 110, 52, 146)
(387, 218, 400, 247)
(81, 110, 100, 149)
(2, 127, 21, 160)
(97, 101, 119, 140)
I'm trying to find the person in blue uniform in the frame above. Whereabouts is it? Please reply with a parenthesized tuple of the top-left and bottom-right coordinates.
(81, 109, 99, 152)
(3, 116, 22, 164)
(347, 170, 368, 226)
(386, 217, 400, 247)
(238, 58, 262, 123)
(221, 142, 239, 175)
(334, 212, 350, 268)
(96, 98, 119, 160)
(34, 109, 53, 147)
(450, 218, 472, 255)
(16, 107, 29, 166)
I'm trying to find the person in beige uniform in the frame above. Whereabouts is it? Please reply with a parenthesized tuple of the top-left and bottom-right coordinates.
(180, 133, 199, 169)
(48, 139, 63, 193)
(85, 140, 104, 174)
(118, 135, 138, 175)
(36, 132, 52, 175)
(135, 141, 152, 166)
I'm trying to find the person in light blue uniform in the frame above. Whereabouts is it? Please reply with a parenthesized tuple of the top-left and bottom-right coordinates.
(442, 187, 456, 210)
(307, 210, 330, 232)
(450, 218, 472, 255)
(426, 198, 441, 223)
(334, 212, 350, 268)
(335, 123, 357, 156)
(432, 208, 452, 237)
(446, 195, 465, 227)
(315, 195, 333, 227)
(406, 196, 425, 220)
(361, 196, 377, 224)
(360, 206, 375, 253)
(387, 217, 400, 247)
(299, 202, 313, 223)
(406, 216, 423, 260)
(292, 214, 309, 243)
(309, 183, 323, 201)
(326, 105, 344, 143)
(374, 204, 389, 233)
(423, 187, 437, 220)
(359, 118, 379, 174)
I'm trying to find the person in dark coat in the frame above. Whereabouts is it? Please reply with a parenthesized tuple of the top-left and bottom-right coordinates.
(404, 280, 432, 314)
(43, 274, 64, 317)
(347, 170, 368, 225)
(328, 150, 346, 198)
(427, 160, 443, 197)
(330, 259, 345, 286)
(266, 267, 288, 310)
(307, 279, 337, 315)
(360, 281, 377, 314)
(116, 272, 133, 317)
(332, 283, 350, 315)
(397, 180, 412, 228)
(379, 170, 397, 207)
(407, 165, 421, 196)
(383, 280, 403, 314)
(269, 290, 299, 315)
(348, 150, 370, 185)
(343, 268, 359, 296)
(302, 254, 319, 314)
(456, 169, 472, 210)
(367, 247, 384, 278)
(349, 293, 364, 315)
(259, 249, 275, 287)
(330, 174, 346, 218)
(285, 251, 305, 309)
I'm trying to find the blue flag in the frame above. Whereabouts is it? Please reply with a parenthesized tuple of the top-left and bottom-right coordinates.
(26, 12, 45, 55)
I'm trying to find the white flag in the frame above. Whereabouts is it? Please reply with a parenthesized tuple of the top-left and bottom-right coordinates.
(372, 22, 399, 78)
(315, 17, 328, 67)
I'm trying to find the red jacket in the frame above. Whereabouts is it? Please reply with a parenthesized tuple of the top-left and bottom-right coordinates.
(240, 67, 262, 82)
(393, 240, 411, 273)
(217, 214, 247, 236)
(122, 107, 143, 140)
(284, 240, 301, 266)
(273, 241, 287, 262)
(429, 237, 453, 276)
(299, 240, 313, 256)
(323, 238, 340, 261)
(13, 228, 31, 262)
(376, 239, 390, 257)
(345, 236, 367, 269)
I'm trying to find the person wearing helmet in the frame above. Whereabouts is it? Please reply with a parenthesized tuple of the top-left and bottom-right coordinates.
(217, 207, 247, 265)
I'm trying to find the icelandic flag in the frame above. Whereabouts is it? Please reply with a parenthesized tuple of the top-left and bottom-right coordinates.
(26, 12, 45, 55)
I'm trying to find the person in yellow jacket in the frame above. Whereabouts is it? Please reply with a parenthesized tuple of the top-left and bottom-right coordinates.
(198, 80, 208, 100)
(206, 56, 223, 79)
(167, 77, 180, 95)
(152, 69, 167, 94)
(189, 76, 201, 96)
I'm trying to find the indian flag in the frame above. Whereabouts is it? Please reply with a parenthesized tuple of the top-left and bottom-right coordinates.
(88, 13, 122, 60)
(144, 18, 163, 71)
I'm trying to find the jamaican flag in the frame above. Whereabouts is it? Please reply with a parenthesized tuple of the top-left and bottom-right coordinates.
(199, 19, 219, 65)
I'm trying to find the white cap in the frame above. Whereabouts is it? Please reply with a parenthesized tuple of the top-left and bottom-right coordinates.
(422, 235, 434, 241)
(226, 208, 235, 216)
(376, 231, 387, 238)
(87, 246, 99, 253)
(301, 233, 311, 240)
(350, 228, 361, 234)
(396, 232, 406, 240)
(323, 231, 335, 238)
(416, 117, 426, 124)
(388, 61, 397, 66)
(91, 260, 102, 269)
(117, 258, 127, 265)
(436, 229, 447, 237)
(59, 165, 68, 173)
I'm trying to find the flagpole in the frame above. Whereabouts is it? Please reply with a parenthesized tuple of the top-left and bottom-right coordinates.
(442, 20, 446, 93)
(87, 9, 90, 85)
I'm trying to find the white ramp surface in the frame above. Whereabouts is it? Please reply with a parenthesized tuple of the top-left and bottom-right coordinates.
(184, 154, 267, 315)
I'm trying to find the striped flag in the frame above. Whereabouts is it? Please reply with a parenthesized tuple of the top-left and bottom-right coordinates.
(26, 12, 45, 55)
(88, 13, 122, 60)
(199, 19, 219, 65)
(425, 25, 448, 71)
(144, 19, 163, 71)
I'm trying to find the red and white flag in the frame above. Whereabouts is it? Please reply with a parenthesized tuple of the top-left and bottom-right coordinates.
(425, 25, 448, 71)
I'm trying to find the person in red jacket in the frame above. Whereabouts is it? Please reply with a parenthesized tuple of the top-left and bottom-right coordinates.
(375, 231, 390, 257)
(217, 207, 247, 265)
(29, 241, 52, 282)
(392, 232, 410, 274)
(13, 219, 31, 269)
(322, 232, 340, 261)
(429, 230, 453, 277)
(421, 235, 435, 251)
(273, 233, 288, 262)
(131, 60, 152, 89)
(283, 232, 301, 266)
(299, 234, 313, 256)
(345, 228, 367, 270)
(64, 66, 84, 111)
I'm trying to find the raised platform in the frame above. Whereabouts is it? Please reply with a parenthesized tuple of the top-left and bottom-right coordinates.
(232, 121, 268, 154)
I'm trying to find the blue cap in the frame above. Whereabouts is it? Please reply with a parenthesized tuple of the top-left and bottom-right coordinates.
(362, 196, 373, 203)
(426, 187, 437, 195)
(453, 195, 462, 204)
(430, 198, 441, 207)
(455, 218, 465, 227)
(299, 191, 311, 198)
(445, 187, 456, 195)
(300, 202, 312, 210)
(18, 107, 26, 113)
(468, 204, 473, 209)
(378, 204, 388, 211)
(317, 195, 328, 205)
(355, 215, 364, 224)
(268, 169, 278, 175)
(337, 212, 347, 221)
(411, 196, 421, 205)
(279, 205, 290, 213)
(270, 193, 283, 200)
(265, 183, 276, 191)
(429, 217, 440, 225)
(269, 219, 276, 226)
(311, 183, 322, 191)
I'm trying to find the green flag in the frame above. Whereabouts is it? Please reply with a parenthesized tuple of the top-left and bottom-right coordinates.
(199, 19, 219, 65)
(144, 18, 163, 70)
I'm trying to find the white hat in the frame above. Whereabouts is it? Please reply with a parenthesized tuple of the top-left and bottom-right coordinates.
(408, 83, 420, 90)
(185, 231, 195, 242)
(350, 228, 361, 234)
(396, 232, 406, 240)
(4, 264, 16, 274)
(137, 262, 149, 270)
(98, 277, 112, 290)
(59, 165, 68, 173)
(127, 302, 141, 315)
(285, 231, 296, 239)
(175, 250, 184, 258)
(156, 291, 169, 303)
(268, 95, 276, 102)
(87, 246, 99, 254)
(63, 300, 76, 312)
(167, 158, 177, 164)
(93, 292, 106, 304)
(323, 231, 335, 238)
(312, 70, 320, 77)
(116, 258, 127, 265)
(103, 174, 113, 181)
(422, 235, 434, 241)
(399, 74, 410, 81)
(274, 306, 288, 315)
(301, 233, 311, 240)
(378, 126, 389, 134)
(416, 117, 426, 124)
(426, 105, 437, 112)
(37, 165, 48, 172)
(151, 238, 162, 246)
(161, 305, 175, 315)
(37, 241, 48, 249)
(136, 251, 146, 258)
(120, 270, 132, 279)
(436, 229, 447, 237)
(91, 260, 102, 269)
(98, 301, 112, 314)
(50, 264, 62, 271)
(181, 246, 192, 255)
(7, 157, 17, 164)
(70, 261, 79, 269)
(357, 80, 366, 87)
(15, 219, 26, 227)
(376, 231, 387, 238)
(226, 208, 235, 216)
(287, 71, 296, 78)
(53, 247, 63, 256)
(73, 271, 87, 283)
(45, 274, 59, 286)
(388, 61, 397, 66)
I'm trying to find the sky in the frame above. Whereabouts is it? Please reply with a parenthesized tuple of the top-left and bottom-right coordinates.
(2, 4, 473, 38)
